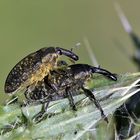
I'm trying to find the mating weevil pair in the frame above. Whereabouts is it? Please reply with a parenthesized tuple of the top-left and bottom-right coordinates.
(4, 46, 117, 123)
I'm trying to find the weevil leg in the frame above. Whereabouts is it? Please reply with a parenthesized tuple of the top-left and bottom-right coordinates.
(65, 87, 77, 111)
(82, 87, 108, 123)
(24, 91, 30, 101)
(24, 89, 33, 105)
(44, 76, 58, 91)
(32, 101, 50, 123)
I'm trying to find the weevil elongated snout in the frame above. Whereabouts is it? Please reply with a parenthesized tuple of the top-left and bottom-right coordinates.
(55, 47, 79, 61)
(90, 66, 117, 81)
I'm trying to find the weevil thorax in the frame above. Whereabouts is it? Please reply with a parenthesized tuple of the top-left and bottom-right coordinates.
(82, 65, 93, 82)
(69, 64, 92, 81)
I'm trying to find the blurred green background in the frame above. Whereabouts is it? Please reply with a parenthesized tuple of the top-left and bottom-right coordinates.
(0, 0, 139, 97)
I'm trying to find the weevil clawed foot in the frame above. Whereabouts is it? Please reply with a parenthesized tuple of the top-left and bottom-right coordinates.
(32, 111, 47, 123)
(101, 113, 109, 123)
(32, 111, 56, 123)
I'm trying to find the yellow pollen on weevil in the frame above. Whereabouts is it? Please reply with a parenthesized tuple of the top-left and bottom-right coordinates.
(29, 63, 53, 85)
(21, 54, 59, 89)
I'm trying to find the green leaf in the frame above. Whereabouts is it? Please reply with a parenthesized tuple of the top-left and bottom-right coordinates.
(0, 73, 140, 140)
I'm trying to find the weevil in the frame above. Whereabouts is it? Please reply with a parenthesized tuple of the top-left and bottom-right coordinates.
(25, 64, 117, 123)
(4, 47, 79, 94)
